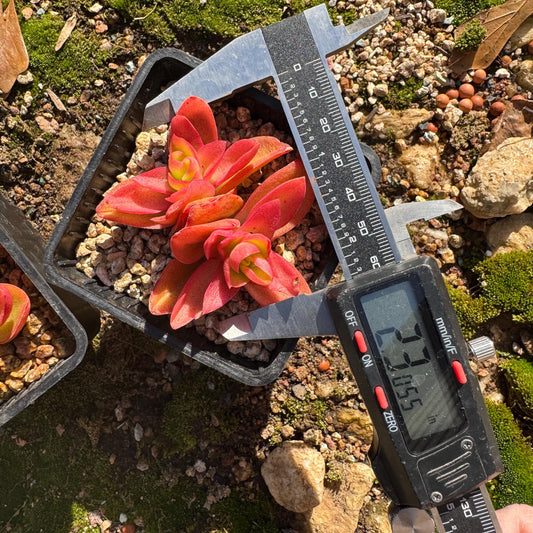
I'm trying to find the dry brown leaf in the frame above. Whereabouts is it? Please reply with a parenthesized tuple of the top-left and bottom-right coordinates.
(448, 0, 533, 74)
(0, 0, 30, 94)
(54, 13, 77, 52)
(482, 99, 533, 153)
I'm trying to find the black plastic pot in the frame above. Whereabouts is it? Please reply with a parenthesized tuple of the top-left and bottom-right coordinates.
(0, 193, 99, 426)
(43, 48, 336, 386)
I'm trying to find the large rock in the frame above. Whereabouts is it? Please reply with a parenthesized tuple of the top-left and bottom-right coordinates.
(487, 213, 533, 255)
(304, 462, 376, 533)
(261, 441, 325, 513)
(509, 17, 533, 50)
(397, 143, 444, 191)
(516, 59, 533, 92)
(366, 108, 433, 140)
(460, 137, 533, 218)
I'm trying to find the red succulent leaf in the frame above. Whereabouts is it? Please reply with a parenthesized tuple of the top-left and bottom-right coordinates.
(168, 135, 197, 159)
(237, 159, 315, 238)
(182, 193, 243, 228)
(170, 219, 240, 264)
(149, 259, 202, 316)
(241, 256, 273, 286)
(0, 285, 13, 324)
(245, 252, 311, 306)
(170, 96, 218, 149)
(96, 167, 172, 228)
(225, 240, 273, 288)
(197, 141, 227, 177)
(169, 115, 204, 151)
(169, 259, 239, 329)
(168, 154, 202, 186)
(214, 136, 293, 194)
(151, 179, 216, 227)
(0, 283, 30, 344)
(206, 139, 259, 189)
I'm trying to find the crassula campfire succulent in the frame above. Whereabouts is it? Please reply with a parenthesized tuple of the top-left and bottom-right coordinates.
(0, 283, 30, 344)
(96, 96, 292, 232)
(149, 160, 316, 329)
(96, 95, 317, 330)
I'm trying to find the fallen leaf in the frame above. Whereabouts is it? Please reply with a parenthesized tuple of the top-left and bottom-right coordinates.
(449, 0, 533, 74)
(0, 0, 30, 94)
(482, 99, 533, 153)
(54, 12, 77, 52)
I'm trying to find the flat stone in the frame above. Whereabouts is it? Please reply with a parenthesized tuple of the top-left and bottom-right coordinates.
(262, 441, 325, 513)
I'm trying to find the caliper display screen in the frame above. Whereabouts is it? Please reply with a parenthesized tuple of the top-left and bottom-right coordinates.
(357, 276, 466, 452)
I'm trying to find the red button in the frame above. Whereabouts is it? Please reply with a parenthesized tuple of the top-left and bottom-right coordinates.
(354, 330, 367, 353)
(375, 386, 389, 409)
(452, 361, 467, 384)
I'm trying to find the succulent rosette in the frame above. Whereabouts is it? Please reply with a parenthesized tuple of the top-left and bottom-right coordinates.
(96, 96, 292, 232)
(149, 160, 316, 329)
(0, 282, 30, 344)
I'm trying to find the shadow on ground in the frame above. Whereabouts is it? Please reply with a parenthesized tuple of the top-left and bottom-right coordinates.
(0, 316, 286, 533)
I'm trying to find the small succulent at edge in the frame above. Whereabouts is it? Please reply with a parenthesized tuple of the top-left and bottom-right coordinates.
(0, 283, 30, 344)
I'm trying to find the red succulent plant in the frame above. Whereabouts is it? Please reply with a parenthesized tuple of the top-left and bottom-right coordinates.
(149, 160, 316, 329)
(96, 96, 292, 232)
(0, 283, 30, 344)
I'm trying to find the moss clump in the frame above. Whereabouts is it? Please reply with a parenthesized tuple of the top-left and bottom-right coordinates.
(485, 400, 533, 508)
(104, 0, 285, 44)
(283, 396, 328, 430)
(474, 251, 533, 324)
(447, 284, 498, 339)
(449, 110, 490, 150)
(70, 503, 100, 533)
(434, 0, 506, 24)
(454, 18, 487, 50)
(501, 358, 533, 421)
(383, 77, 423, 110)
(162, 369, 240, 454)
(20, 14, 111, 94)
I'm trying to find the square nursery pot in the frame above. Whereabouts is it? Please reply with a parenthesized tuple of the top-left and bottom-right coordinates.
(44, 48, 338, 386)
(0, 193, 99, 426)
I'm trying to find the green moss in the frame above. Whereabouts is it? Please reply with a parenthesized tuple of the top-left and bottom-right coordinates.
(208, 490, 278, 533)
(447, 284, 498, 339)
(162, 369, 240, 454)
(501, 358, 533, 420)
(104, 0, 286, 44)
(20, 14, 111, 94)
(454, 18, 487, 51)
(474, 251, 533, 324)
(70, 503, 100, 533)
(485, 400, 533, 508)
(434, 0, 506, 24)
(283, 396, 328, 430)
(383, 77, 423, 110)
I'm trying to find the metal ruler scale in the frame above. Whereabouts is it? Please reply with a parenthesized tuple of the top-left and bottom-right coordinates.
(262, 13, 399, 278)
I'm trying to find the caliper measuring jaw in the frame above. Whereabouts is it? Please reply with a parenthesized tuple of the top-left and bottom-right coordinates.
(143, 7, 390, 129)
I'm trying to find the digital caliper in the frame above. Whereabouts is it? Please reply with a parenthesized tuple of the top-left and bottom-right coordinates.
(143, 6, 504, 532)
